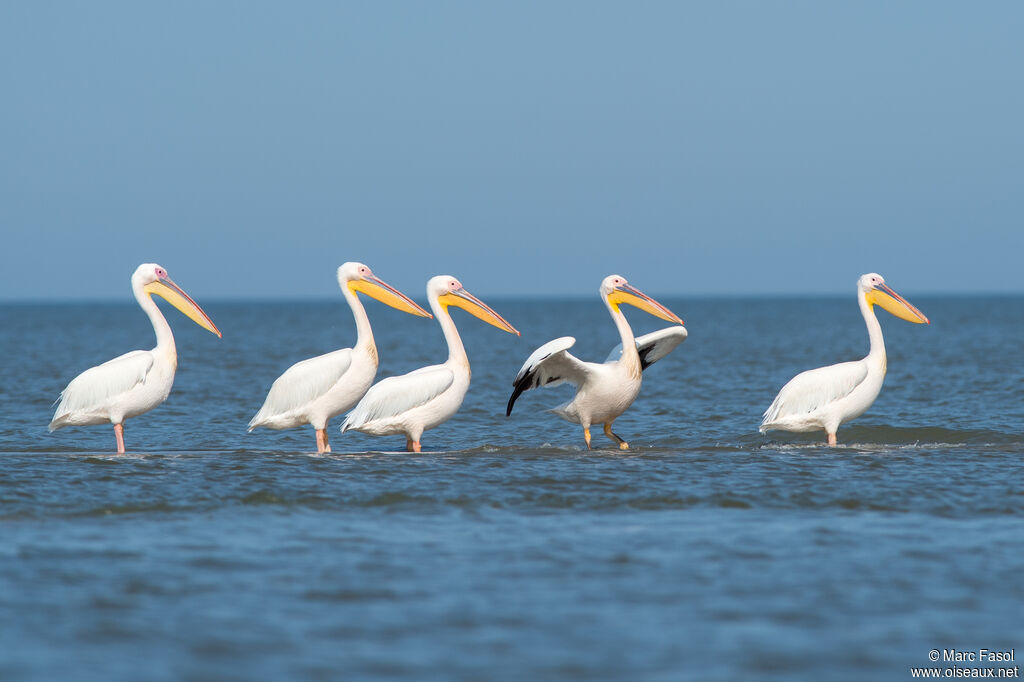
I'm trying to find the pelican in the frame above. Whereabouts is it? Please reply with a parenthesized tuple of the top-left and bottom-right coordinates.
(248, 263, 431, 453)
(759, 273, 930, 445)
(342, 275, 519, 452)
(49, 263, 222, 453)
(506, 275, 687, 449)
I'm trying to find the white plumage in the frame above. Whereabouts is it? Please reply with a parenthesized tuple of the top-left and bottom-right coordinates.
(342, 366, 455, 435)
(512, 336, 586, 392)
(507, 275, 687, 449)
(51, 351, 157, 428)
(605, 327, 689, 367)
(248, 262, 430, 453)
(49, 263, 221, 453)
(760, 361, 869, 429)
(759, 273, 930, 445)
(249, 348, 354, 429)
(343, 275, 519, 452)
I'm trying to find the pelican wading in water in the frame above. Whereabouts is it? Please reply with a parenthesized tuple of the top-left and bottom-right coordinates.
(759, 273, 930, 445)
(506, 275, 687, 449)
(248, 263, 431, 453)
(49, 263, 222, 453)
(342, 275, 520, 452)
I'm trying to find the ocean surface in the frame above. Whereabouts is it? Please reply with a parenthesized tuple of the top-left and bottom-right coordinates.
(1, 295, 1022, 681)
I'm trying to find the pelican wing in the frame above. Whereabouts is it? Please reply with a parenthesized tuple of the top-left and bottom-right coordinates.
(50, 350, 154, 429)
(507, 337, 591, 415)
(604, 326, 688, 370)
(760, 360, 869, 427)
(249, 349, 353, 427)
(342, 366, 454, 431)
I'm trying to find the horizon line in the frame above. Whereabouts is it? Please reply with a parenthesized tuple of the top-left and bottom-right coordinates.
(1, 290, 1021, 305)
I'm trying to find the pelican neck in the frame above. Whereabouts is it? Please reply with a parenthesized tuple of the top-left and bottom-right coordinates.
(341, 283, 374, 351)
(429, 294, 468, 367)
(134, 280, 175, 354)
(859, 289, 886, 360)
(605, 296, 641, 373)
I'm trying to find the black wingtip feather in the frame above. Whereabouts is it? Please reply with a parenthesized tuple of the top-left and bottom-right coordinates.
(638, 345, 655, 371)
(507, 368, 540, 416)
(506, 385, 523, 416)
(505, 392, 518, 416)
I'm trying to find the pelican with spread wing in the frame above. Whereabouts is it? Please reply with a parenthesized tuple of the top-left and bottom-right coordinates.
(342, 275, 519, 452)
(49, 263, 222, 453)
(249, 263, 431, 453)
(760, 273, 930, 445)
(507, 275, 687, 449)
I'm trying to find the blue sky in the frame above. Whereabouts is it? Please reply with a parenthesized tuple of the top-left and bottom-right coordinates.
(2, 2, 1022, 300)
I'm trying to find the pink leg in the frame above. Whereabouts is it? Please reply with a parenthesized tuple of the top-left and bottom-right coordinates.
(827, 431, 837, 446)
(407, 439, 422, 453)
(114, 423, 125, 454)
(316, 429, 331, 454)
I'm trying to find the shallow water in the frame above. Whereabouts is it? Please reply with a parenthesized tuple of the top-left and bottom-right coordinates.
(1, 296, 1022, 680)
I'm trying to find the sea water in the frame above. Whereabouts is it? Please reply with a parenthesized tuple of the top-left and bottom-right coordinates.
(1, 296, 1022, 680)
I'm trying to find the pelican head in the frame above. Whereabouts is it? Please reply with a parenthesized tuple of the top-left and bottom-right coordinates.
(136, 263, 222, 337)
(341, 262, 432, 317)
(602, 274, 683, 325)
(859, 273, 930, 324)
(431, 275, 520, 335)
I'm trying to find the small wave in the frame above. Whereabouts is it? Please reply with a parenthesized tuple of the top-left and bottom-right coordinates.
(16, 546, 143, 560)
(73, 453, 157, 463)
(756, 425, 1023, 452)
(77, 502, 189, 517)
(239, 490, 337, 508)
(303, 588, 399, 603)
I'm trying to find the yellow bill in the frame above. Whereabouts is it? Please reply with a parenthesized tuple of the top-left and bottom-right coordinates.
(439, 288, 520, 335)
(607, 284, 684, 325)
(144, 278, 222, 337)
(866, 285, 929, 324)
(350, 276, 432, 317)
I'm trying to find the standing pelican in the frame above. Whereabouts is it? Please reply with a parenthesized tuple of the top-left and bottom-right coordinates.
(49, 263, 222, 453)
(760, 273, 930, 445)
(506, 275, 687, 449)
(342, 275, 519, 452)
(248, 263, 431, 453)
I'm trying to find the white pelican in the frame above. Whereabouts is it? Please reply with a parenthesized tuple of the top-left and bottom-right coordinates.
(342, 275, 520, 452)
(248, 262, 431, 453)
(49, 263, 222, 453)
(759, 273, 930, 445)
(506, 275, 687, 449)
